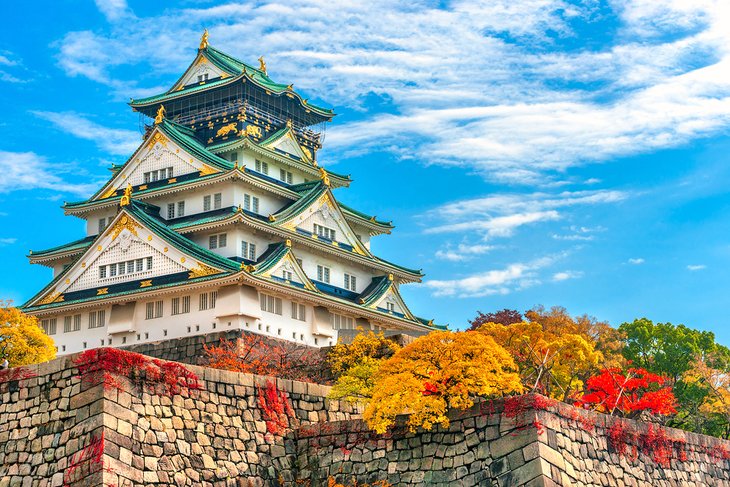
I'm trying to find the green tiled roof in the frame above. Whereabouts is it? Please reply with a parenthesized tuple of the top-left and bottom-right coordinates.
(339, 203, 394, 230)
(271, 181, 328, 223)
(30, 235, 95, 258)
(357, 275, 391, 306)
(22, 201, 239, 310)
(130, 45, 333, 117)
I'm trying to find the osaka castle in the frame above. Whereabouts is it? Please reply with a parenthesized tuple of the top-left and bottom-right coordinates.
(22, 32, 440, 355)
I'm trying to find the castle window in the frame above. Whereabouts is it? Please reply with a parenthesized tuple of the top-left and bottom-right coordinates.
(64, 314, 81, 333)
(229, 152, 238, 163)
(214, 193, 222, 209)
(203, 195, 211, 211)
(282, 270, 293, 281)
(331, 313, 354, 330)
(88, 310, 105, 329)
(209, 233, 227, 249)
(344, 274, 357, 292)
(167, 203, 175, 219)
(177, 201, 185, 217)
(314, 224, 336, 241)
(197, 73, 209, 83)
(145, 300, 163, 320)
(241, 241, 256, 260)
(100, 257, 151, 280)
(280, 169, 293, 184)
(98, 218, 107, 234)
(291, 303, 306, 321)
(199, 291, 217, 311)
(41, 318, 57, 335)
(317, 265, 330, 283)
(386, 302, 396, 312)
(259, 293, 282, 315)
(172, 296, 191, 315)
(243, 194, 260, 214)
(255, 159, 269, 175)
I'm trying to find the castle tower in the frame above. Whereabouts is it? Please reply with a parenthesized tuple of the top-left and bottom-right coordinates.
(22, 32, 440, 354)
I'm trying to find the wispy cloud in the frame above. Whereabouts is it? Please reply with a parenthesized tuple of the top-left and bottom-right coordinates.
(50, 1, 730, 183)
(435, 243, 495, 262)
(426, 190, 627, 240)
(0, 151, 98, 196)
(94, 0, 131, 22)
(628, 258, 645, 265)
(553, 270, 583, 282)
(687, 264, 707, 271)
(0, 238, 17, 246)
(32, 111, 139, 156)
(425, 255, 558, 298)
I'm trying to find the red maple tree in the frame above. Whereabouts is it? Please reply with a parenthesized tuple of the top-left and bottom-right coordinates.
(578, 367, 677, 418)
(203, 335, 327, 383)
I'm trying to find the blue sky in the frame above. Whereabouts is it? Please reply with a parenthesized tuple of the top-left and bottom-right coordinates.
(1, 0, 730, 343)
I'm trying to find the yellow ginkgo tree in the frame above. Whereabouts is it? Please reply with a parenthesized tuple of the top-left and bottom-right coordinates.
(478, 320, 603, 401)
(363, 331, 523, 434)
(0, 302, 56, 367)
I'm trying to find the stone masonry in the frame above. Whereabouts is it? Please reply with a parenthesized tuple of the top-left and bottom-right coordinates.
(2, 353, 730, 486)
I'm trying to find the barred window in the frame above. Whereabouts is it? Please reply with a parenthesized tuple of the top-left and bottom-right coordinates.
(280, 169, 293, 184)
(177, 201, 185, 217)
(317, 265, 331, 283)
(89, 310, 105, 329)
(259, 293, 282, 315)
(203, 195, 212, 211)
(291, 303, 306, 321)
(167, 203, 175, 219)
(243, 194, 260, 213)
(41, 318, 57, 335)
(344, 274, 357, 292)
(314, 224, 336, 241)
(331, 313, 354, 330)
(145, 301, 163, 320)
(213, 193, 222, 209)
(241, 241, 256, 260)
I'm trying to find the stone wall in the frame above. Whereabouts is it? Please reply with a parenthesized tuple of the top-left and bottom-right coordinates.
(2, 353, 730, 487)
(284, 396, 730, 486)
(0, 352, 359, 487)
(119, 330, 253, 365)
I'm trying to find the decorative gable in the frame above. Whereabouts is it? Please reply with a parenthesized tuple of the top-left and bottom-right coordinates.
(96, 129, 220, 200)
(253, 245, 317, 292)
(278, 190, 372, 257)
(365, 281, 416, 320)
(30, 210, 229, 306)
(172, 54, 230, 91)
(262, 128, 313, 163)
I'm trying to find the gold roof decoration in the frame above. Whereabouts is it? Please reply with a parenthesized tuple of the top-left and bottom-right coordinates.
(154, 105, 166, 125)
(199, 29, 209, 50)
(258, 56, 267, 74)
(119, 183, 133, 207)
(319, 167, 331, 187)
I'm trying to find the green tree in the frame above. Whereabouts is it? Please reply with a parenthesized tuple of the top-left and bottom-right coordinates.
(619, 318, 730, 437)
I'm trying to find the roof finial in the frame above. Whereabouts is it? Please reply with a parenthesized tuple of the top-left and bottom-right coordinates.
(199, 29, 209, 50)
(120, 183, 133, 207)
(258, 56, 267, 74)
(286, 118, 293, 129)
(154, 105, 166, 125)
(319, 167, 331, 187)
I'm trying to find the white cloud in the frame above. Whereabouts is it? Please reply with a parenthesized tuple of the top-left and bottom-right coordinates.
(552, 270, 583, 282)
(32, 111, 140, 156)
(435, 243, 495, 262)
(425, 255, 556, 298)
(426, 190, 626, 240)
(0, 151, 98, 196)
(687, 264, 707, 271)
(628, 258, 645, 265)
(94, 0, 131, 22)
(50, 1, 730, 182)
(0, 238, 17, 246)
